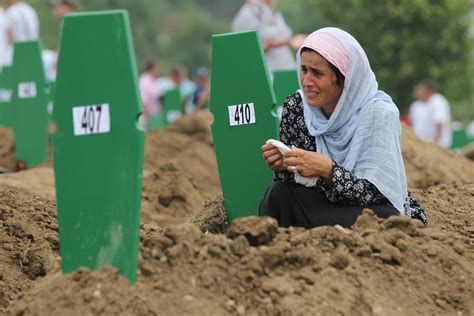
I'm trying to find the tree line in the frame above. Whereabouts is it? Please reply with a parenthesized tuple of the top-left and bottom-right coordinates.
(29, 0, 472, 119)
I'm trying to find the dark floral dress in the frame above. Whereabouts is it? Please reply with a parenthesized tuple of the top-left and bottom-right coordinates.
(274, 92, 428, 225)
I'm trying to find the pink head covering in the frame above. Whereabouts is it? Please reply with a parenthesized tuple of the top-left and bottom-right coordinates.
(300, 31, 350, 76)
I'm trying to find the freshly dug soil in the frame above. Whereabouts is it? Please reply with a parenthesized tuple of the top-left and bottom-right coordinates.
(5, 209, 473, 316)
(0, 186, 59, 311)
(144, 111, 220, 199)
(461, 142, 474, 161)
(1, 115, 473, 315)
(0, 126, 53, 171)
(190, 193, 228, 234)
(402, 127, 474, 189)
(0, 127, 15, 171)
(0, 167, 55, 200)
(412, 182, 474, 238)
(141, 161, 209, 227)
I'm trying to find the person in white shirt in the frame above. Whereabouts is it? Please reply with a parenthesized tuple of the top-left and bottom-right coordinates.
(409, 80, 452, 148)
(0, 7, 10, 67)
(231, 0, 306, 74)
(408, 99, 435, 141)
(3, 0, 39, 65)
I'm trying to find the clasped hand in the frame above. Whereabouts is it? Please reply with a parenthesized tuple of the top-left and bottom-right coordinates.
(261, 144, 333, 182)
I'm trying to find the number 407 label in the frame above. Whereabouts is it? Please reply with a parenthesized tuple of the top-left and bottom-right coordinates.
(73, 104, 110, 136)
(228, 103, 256, 126)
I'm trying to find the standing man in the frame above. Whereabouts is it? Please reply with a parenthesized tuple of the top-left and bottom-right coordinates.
(0, 5, 9, 67)
(231, 0, 305, 74)
(3, 0, 39, 66)
(409, 80, 452, 148)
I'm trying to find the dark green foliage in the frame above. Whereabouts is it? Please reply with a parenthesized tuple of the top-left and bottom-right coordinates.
(26, 0, 472, 119)
(303, 0, 472, 118)
(27, 0, 236, 73)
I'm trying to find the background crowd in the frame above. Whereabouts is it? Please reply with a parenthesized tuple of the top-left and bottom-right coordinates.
(0, 0, 472, 148)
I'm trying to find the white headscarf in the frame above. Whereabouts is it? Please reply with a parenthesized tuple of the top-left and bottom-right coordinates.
(296, 27, 408, 214)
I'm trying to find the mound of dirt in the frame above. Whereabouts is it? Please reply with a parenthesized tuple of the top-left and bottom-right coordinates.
(412, 182, 473, 237)
(144, 112, 220, 198)
(2, 115, 474, 315)
(169, 110, 214, 146)
(402, 127, 474, 189)
(189, 194, 228, 234)
(0, 126, 53, 171)
(0, 127, 15, 171)
(0, 167, 55, 200)
(8, 268, 156, 316)
(8, 210, 473, 315)
(0, 185, 59, 311)
(141, 161, 209, 227)
(461, 142, 474, 161)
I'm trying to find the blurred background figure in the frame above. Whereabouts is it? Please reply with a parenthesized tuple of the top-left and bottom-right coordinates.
(42, 48, 57, 82)
(2, 0, 39, 66)
(409, 85, 433, 141)
(178, 66, 197, 109)
(409, 80, 452, 148)
(139, 60, 161, 127)
(156, 66, 184, 98)
(0, 5, 8, 67)
(51, 0, 76, 21)
(42, 0, 76, 82)
(156, 65, 196, 111)
(191, 66, 210, 112)
(231, 0, 306, 73)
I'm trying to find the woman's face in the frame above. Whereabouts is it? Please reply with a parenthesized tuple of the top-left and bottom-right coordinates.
(300, 50, 343, 115)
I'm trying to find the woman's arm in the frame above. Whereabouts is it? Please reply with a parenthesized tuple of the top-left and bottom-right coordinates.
(325, 161, 388, 206)
(283, 147, 333, 186)
(272, 93, 311, 182)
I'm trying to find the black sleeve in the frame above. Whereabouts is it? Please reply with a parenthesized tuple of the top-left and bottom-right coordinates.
(324, 161, 388, 206)
(273, 93, 315, 182)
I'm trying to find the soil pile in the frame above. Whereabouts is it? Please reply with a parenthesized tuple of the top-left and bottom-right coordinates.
(144, 111, 220, 199)
(1, 115, 474, 315)
(0, 126, 53, 171)
(402, 127, 474, 189)
(0, 127, 15, 171)
(461, 143, 474, 161)
(190, 194, 228, 234)
(412, 183, 473, 237)
(0, 186, 59, 311)
(0, 167, 55, 200)
(8, 268, 156, 316)
(7, 210, 474, 315)
(141, 161, 209, 227)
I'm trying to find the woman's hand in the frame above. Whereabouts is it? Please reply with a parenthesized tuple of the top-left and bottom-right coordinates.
(283, 146, 333, 185)
(262, 143, 285, 172)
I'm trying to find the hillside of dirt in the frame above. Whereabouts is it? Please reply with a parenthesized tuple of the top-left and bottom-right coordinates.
(0, 113, 473, 315)
(402, 126, 474, 189)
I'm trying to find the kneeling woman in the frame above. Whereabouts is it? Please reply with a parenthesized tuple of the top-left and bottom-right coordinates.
(261, 27, 427, 228)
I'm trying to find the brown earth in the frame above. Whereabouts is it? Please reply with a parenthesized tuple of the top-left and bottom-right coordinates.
(0, 113, 473, 315)
(402, 126, 474, 189)
(0, 127, 15, 171)
(461, 142, 474, 161)
(0, 125, 54, 172)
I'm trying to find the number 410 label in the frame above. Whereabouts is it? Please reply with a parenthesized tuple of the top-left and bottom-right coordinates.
(228, 103, 256, 126)
(73, 104, 111, 136)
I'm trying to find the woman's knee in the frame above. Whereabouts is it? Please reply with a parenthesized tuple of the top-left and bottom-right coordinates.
(259, 181, 290, 216)
(370, 205, 400, 219)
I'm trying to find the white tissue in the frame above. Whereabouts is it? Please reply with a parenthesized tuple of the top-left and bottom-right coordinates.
(266, 139, 319, 187)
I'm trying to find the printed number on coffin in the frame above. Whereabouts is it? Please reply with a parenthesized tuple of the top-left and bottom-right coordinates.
(73, 104, 111, 136)
(228, 103, 256, 126)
